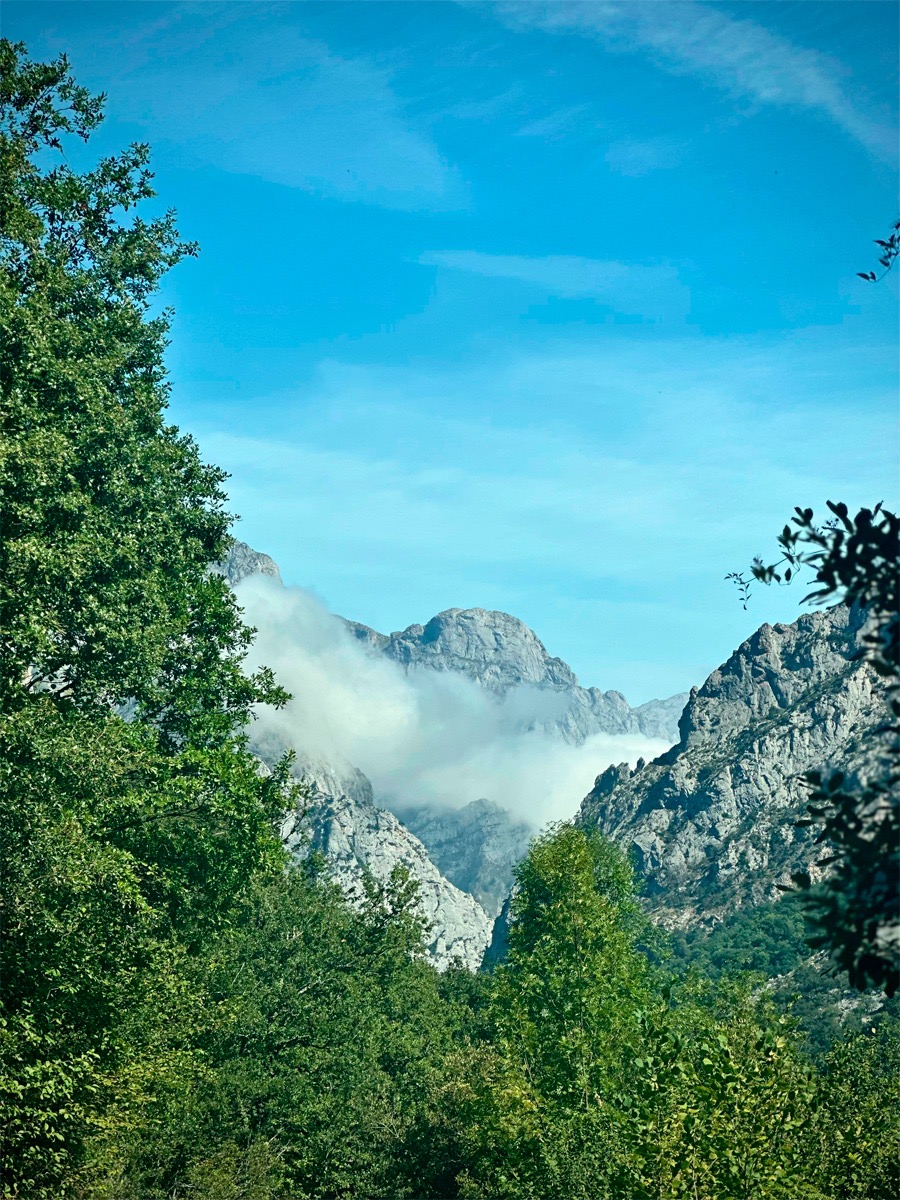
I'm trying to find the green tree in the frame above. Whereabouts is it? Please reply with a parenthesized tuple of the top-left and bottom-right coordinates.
(0, 41, 290, 1196)
(82, 863, 473, 1200)
(448, 826, 646, 1198)
(667, 896, 900, 1057)
(813, 1017, 900, 1199)
(0, 38, 285, 741)
(456, 825, 827, 1200)
(634, 979, 820, 1200)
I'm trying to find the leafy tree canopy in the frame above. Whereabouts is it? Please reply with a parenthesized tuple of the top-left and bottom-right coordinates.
(0, 41, 291, 1196)
(0, 38, 285, 744)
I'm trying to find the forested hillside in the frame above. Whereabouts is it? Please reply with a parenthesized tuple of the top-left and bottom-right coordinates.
(1, 43, 898, 1200)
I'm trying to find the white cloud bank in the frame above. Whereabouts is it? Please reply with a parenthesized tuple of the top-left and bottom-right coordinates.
(237, 575, 667, 829)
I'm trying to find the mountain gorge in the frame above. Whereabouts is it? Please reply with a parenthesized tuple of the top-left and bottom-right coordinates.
(399, 799, 534, 918)
(221, 542, 888, 972)
(220, 542, 684, 965)
(280, 754, 495, 969)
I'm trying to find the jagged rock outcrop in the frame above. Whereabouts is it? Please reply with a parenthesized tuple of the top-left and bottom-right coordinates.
(214, 540, 282, 588)
(580, 605, 888, 929)
(345, 608, 687, 746)
(279, 754, 493, 970)
(400, 799, 534, 918)
(345, 609, 580, 692)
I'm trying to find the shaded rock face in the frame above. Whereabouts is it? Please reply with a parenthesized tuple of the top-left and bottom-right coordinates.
(580, 606, 887, 929)
(482, 891, 513, 969)
(345, 609, 687, 746)
(400, 799, 534, 918)
(281, 754, 493, 971)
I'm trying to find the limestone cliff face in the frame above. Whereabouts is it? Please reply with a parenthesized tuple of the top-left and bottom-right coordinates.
(344, 608, 687, 746)
(580, 606, 887, 929)
(345, 608, 580, 693)
(281, 754, 493, 971)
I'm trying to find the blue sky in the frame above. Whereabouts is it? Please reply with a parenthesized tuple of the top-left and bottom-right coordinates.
(8, 1, 898, 702)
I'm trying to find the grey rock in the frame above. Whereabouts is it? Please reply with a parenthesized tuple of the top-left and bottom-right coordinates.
(346, 608, 580, 692)
(400, 799, 534, 918)
(634, 693, 695, 742)
(343, 620, 390, 654)
(214, 539, 283, 588)
(277, 753, 494, 972)
(344, 609, 687, 746)
(579, 605, 889, 929)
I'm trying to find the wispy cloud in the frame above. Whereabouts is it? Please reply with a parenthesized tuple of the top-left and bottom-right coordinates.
(192, 34, 465, 209)
(605, 135, 685, 177)
(46, 6, 465, 210)
(490, 0, 896, 160)
(515, 104, 594, 140)
(419, 250, 690, 320)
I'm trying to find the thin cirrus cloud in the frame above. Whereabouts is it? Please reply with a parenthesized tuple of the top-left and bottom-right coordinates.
(204, 36, 465, 209)
(191, 330, 897, 700)
(41, 6, 465, 211)
(419, 250, 691, 321)
(490, 0, 896, 161)
(604, 135, 685, 177)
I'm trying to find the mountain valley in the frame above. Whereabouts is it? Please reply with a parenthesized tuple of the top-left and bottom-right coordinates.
(221, 542, 889, 978)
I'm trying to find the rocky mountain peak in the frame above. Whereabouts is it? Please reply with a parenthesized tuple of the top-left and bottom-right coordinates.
(348, 607, 579, 694)
(580, 603, 886, 928)
(344, 605, 687, 745)
(213, 540, 282, 588)
(665, 605, 866, 757)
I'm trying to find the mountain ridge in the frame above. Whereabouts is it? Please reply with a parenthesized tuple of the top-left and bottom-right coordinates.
(218, 539, 684, 966)
(579, 604, 887, 929)
(221, 541, 888, 969)
(343, 607, 687, 745)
